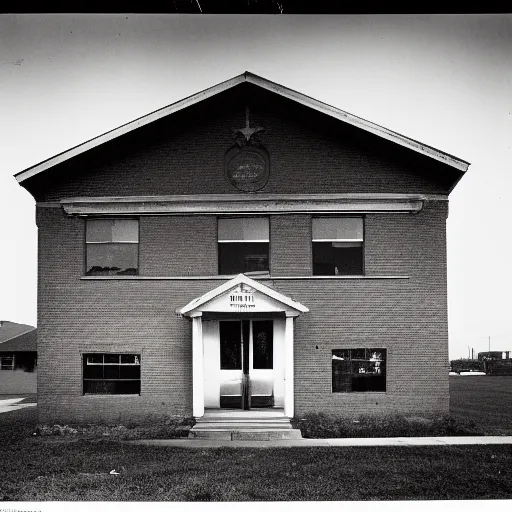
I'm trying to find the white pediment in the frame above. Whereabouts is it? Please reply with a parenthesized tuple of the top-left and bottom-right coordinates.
(179, 274, 308, 317)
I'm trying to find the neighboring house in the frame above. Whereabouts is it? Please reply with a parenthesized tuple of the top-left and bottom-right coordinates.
(15, 72, 469, 424)
(0, 321, 37, 394)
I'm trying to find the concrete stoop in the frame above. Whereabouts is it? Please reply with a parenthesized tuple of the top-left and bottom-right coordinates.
(189, 416, 302, 441)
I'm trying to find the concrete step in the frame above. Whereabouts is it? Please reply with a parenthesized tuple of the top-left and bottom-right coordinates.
(189, 428, 303, 441)
(196, 416, 290, 423)
(197, 416, 289, 422)
(193, 423, 293, 430)
(196, 419, 291, 425)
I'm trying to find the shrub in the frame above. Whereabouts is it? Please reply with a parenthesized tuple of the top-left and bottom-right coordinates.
(33, 416, 196, 440)
(450, 359, 485, 373)
(293, 413, 486, 438)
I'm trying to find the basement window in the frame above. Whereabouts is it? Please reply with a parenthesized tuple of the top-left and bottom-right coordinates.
(83, 353, 141, 395)
(332, 348, 386, 392)
(218, 217, 269, 275)
(85, 219, 139, 276)
(312, 217, 364, 275)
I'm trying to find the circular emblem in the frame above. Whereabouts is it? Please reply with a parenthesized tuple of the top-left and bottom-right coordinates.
(225, 145, 270, 192)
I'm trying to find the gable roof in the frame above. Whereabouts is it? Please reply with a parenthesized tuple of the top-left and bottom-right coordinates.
(179, 273, 309, 317)
(15, 71, 469, 184)
(0, 321, 37, 352)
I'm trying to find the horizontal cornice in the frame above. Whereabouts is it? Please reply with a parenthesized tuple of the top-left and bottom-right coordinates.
(50, 193, 448, 216)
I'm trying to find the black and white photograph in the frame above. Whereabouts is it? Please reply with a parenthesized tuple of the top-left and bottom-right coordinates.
(0, 9, 511, 509)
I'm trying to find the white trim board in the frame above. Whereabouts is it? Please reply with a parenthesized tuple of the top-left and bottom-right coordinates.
(58, 193, 444, 216)
(16, 72, 469, 184)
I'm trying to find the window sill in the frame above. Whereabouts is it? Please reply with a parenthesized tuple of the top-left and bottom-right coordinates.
(332, 391, 387, 394)
(82, 394, 141, 397)
(81, 275, 409, 281)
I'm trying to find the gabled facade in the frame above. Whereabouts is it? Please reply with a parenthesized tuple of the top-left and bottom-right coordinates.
(16, 72, 468, 423)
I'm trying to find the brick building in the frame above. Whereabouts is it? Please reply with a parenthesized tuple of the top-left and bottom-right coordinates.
(15, 72, 468, 425)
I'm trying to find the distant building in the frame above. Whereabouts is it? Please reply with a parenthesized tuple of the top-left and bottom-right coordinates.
(15, 72, 469, 424)
(478, 351, 511, 361)
(478, 351, 512, 375)
(0, 321, 37, 393)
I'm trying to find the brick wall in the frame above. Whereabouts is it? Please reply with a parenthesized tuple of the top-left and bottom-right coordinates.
(35, 200, 449, 423)
(139, 216, 218, 276)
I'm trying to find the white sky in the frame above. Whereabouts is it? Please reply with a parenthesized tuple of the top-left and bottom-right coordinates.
(1, 14, 511, 359)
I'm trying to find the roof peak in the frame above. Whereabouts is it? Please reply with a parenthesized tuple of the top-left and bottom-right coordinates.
(15, 71, 469, 184)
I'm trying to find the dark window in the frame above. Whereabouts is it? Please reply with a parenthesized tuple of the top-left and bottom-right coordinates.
(218, 217, 269, 275)
(0, 355, 14, 371)
(253, 320, 273, 369)
(312, 217, 364, 275)
(220, 321, 242, 370)
(83, 353, 141, 395)
(85, 219, 139, 276)
(332, 348, 386, 392)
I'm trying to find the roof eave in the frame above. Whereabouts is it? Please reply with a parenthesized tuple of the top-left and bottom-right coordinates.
(15, 71, 469, 184)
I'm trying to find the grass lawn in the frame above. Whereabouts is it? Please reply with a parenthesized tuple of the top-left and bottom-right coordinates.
(450, 376, 512, 433)
(1, 407, 512, 501)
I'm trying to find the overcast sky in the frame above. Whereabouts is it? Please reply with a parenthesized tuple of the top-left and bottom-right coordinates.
(1, 14, 511, 359)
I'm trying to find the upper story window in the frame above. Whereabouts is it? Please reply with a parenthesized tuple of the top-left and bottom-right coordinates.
(218, 217, 269, 275)
(85, 219, 139, 276)
(312, 217, 364, 275)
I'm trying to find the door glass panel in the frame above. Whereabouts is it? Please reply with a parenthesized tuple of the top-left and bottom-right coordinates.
(253, 320, 273, 369)
(220, 321, 242, 370)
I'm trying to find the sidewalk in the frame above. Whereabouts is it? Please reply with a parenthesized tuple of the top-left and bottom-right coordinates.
(129, 436, 512, 448)
(0, 397, 37, 414)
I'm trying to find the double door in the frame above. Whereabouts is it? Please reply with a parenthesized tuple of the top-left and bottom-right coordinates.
(219, 319, 274, 409)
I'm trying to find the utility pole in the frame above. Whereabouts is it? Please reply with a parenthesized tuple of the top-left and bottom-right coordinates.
(489, 336, 491, 353)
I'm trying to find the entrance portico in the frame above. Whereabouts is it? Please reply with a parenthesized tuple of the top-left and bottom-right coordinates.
(179, 274, 308, 419)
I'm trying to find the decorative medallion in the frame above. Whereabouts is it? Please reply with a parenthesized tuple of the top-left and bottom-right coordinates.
(225, 106, 270, 192)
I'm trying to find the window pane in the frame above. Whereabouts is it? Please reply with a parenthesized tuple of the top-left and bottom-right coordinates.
(86, 243, 138, 275)
(218, 242, 269, 275)
(253, 321, 273, 369)
(84, 380, 140, 395)
(86, 219, 115, 243)
(220, 322, 242, 370)
(104, 365, 120, 379)
(104, 354, 120, 364)
(87, 219, 138, 243)
(120, 365, 141, 380)
(312, 217, 363, 241)
(218, 218, 269, 241)
(112, 219, 138, 242)
(84, 364, 103, 379)
(86, 354, 103, 364)
(313, 242, 363, 276)
(332, 349, 386, 393)
(332, 359, 353, 392)
(121, 354, 140, 365)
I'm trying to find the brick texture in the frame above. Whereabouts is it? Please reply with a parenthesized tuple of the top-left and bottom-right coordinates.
(270, 215, 312, 276)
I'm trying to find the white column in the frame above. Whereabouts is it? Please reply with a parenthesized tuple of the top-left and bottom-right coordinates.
(284, 314, 295, 418)
(192, 314, 204, 418)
